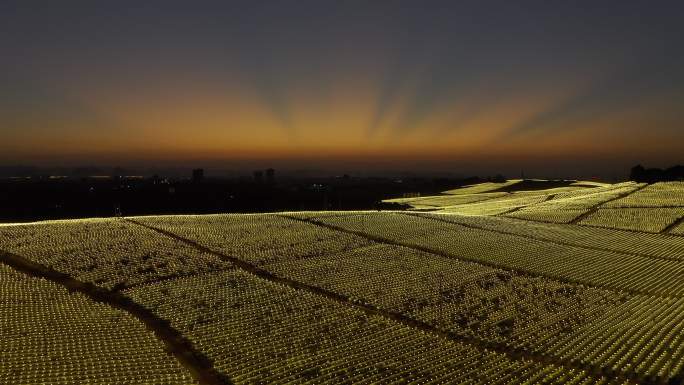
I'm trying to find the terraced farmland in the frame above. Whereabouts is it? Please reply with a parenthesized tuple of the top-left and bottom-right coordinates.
(1, 180, 683, 384)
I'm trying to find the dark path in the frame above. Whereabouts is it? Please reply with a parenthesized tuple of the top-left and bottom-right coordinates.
(292, 211, 678, 298)
(407, 211, 683, 263)
(283, 213, 683, 384)
(663, 215, 684, 235)
(129, 217, 646, 385)
(0, 248, 232, 385)
(568, 183, 648, 224)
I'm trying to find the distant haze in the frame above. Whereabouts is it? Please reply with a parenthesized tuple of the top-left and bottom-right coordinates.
(1, 1, 682, 176)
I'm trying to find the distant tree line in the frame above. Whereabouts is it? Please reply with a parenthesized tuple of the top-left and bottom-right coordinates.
(630, 164, 684, 183)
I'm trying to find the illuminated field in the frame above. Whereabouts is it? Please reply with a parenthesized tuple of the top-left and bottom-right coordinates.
(1, 181, 683, 384)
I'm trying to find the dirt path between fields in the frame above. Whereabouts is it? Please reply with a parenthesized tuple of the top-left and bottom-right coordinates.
(0, 249, 232, 385)
(406, 210, 683, 263)
(129, 217, 650, 385)
(569, 183, 649, 224)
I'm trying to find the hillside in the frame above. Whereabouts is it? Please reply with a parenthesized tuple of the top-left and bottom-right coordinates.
(1, 181, 684, 384)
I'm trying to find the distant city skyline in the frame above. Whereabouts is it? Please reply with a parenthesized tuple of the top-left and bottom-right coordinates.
(1, 1, 683, 175)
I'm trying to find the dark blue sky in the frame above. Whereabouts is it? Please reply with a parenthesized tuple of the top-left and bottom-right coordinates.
(1, 1, 683, 176)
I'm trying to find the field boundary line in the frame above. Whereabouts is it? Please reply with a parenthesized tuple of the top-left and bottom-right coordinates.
(128, 217, 641, 384)
(573, 222, 684, 237)
(663, 214, 684, 235)
(0, 249, 232, 385)
(406, 212, 683, 263)
(569, 184, 648, 224)
(394, 191, 512, 208)
(495, 193, 559, 217)
(285, 213, 680, 300)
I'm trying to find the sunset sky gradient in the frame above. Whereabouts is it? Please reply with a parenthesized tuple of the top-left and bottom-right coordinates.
(1, 1, 683, 176)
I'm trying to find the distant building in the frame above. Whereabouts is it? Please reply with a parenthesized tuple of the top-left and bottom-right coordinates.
(253, 170, 264, 183)
(192, 168, 204, 183)
(265, 168, 275, 184)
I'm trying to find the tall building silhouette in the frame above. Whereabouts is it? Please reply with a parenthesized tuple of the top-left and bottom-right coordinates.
(192, 168, 204, 183)
(266, 168, 275, 184)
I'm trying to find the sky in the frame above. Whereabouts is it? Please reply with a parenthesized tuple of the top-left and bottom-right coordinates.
(1, 1, 683, 177)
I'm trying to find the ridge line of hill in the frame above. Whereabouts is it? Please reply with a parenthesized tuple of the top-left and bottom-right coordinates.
(0, 248, 232, 385)
(127, 217, 642, 384)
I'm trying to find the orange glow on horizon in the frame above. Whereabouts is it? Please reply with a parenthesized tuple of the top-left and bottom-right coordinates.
(2, 65, 682, 169)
